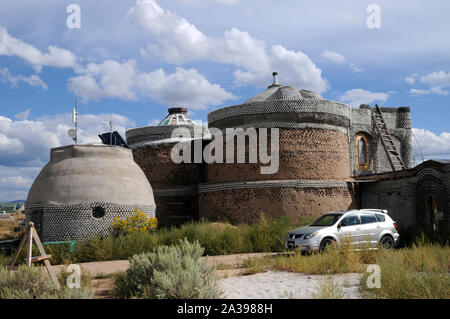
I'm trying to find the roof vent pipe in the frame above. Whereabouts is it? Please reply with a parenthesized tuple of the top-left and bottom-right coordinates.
(272, 72, 279, 86)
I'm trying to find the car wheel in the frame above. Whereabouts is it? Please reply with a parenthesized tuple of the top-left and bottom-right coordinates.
(380, 235, 394, 250)
(319, 238, 336, 253)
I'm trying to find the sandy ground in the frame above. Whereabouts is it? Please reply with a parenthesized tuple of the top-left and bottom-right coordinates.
(220, 271, 363, 299)
(52, 253, 362, 299)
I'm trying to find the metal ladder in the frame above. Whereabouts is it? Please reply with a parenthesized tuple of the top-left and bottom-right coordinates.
(372, 104, 406, 171)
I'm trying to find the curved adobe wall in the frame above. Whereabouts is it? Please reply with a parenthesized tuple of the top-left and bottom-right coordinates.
(206, 128, 351, 184)
(200, 94, 355, 223)
(131, 143, 202, 226)
(199, 183, 358, 224)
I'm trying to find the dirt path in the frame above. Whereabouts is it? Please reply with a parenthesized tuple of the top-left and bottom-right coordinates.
(53, 252, 281, 299)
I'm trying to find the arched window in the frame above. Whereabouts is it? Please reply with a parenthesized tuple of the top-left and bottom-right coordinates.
(356, 134, 370, 170)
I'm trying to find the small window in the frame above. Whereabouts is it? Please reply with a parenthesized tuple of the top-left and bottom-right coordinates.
(375, 214, 385, 222)
(92, 206, 106, 219)
(356, 134, 370, 170)
(340, 214, 361, 226)
(360, 213, 378, 224)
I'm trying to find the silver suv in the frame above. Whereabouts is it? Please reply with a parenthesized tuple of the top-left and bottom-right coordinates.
(285, 209, 400, 253)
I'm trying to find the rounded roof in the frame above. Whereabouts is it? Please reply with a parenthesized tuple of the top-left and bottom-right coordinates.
(26, 144, 155, 208)
(244, 85, 324, 103)
(207, 74, 349, 130)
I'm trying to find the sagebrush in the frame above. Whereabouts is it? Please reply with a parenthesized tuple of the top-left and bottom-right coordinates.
(112, 239, 222, 299)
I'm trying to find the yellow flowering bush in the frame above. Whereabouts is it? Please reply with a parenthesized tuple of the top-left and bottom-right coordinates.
(111, 209, 158, 235)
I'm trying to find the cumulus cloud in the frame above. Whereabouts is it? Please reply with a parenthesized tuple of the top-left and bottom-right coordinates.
(0, 113, 135, 167)
(14, 108, 31, 121)
(339, 89, 389, 107)
(137, 67, 236, 109)
(412, 128, 450, 160)
(408, 70, 450, 96)
(321, 50, 346, 64)
(0, 112, 137, 201)
(0, 26, 78, 72)
(129, 0, 327, 92)
(68, 59, 234, 108)
(68, 59, 139, 101)
(0, 67, 47, 90)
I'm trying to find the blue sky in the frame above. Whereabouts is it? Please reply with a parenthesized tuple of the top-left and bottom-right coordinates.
(0, 0, 450, 201)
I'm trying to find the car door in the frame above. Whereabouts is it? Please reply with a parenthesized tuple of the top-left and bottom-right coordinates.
(359, 213, 380, 247)
(337, 214, 363, 246)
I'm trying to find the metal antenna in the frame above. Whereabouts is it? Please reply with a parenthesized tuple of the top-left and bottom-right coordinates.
(102, 121, 113, 145)
(70, 98, 78, 144)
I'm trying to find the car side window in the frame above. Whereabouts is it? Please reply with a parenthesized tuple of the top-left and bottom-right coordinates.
(340, 214, 361, 226)
(360, 213, 378, 224)
(375, 214, 385, 222)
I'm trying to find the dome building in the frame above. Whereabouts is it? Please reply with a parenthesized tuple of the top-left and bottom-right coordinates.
(199, 74, 358, 223)
(25, 144, 156, 241)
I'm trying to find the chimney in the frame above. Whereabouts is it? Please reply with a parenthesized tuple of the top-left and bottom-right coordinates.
(268, 72, 280, 88)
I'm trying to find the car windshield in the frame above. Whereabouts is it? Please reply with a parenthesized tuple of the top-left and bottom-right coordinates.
(310, 214, 343, 226)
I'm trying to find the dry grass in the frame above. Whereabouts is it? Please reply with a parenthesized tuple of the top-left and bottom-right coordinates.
(242, 240, 449, 299)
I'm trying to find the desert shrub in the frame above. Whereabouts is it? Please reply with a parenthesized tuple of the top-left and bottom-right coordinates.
(0, 265, 92, 299)
(111, 209, 158, 235)
(246, 214, 291, 252)
(112, 239, 222, 299)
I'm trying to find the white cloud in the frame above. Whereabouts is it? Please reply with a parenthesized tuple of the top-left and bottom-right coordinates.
(408, 70, 450, 96)
(14, 108, 31, 121)
(68, 59, 139, 102)
(137, 67, 236, 109)
(0, 25, 78, 72)
(129, 0, 327, 92)
(339, 89, 389, 107)
(412, 128, 450, 160)
(0, 67, 47, 90)
(409, 87, 449, 96)
(321, 50, 346, 64)
(405, 77, 416, 85)
(68, 58, 234, 109)
(0, 112, 137, 201)
(420, 71, 450, 87)
(0, 112, 135, 167)
(350, 64, 364, 73)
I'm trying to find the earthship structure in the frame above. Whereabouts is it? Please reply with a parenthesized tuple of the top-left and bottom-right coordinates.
(126, 73, 449, 240)
(25, 73, 449, 242)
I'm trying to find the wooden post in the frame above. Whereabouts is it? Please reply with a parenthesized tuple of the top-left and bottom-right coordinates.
(26, 222, 33, 267)
(9, 221, 60, 288)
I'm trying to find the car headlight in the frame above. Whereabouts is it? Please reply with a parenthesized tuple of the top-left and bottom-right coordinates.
(303, 232, 318, 240)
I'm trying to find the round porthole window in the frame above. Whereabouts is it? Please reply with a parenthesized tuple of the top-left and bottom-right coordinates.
(92, 206, 106, 219)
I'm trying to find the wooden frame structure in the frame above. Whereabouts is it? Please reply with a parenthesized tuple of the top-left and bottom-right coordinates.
(10, 222, 59, 287)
